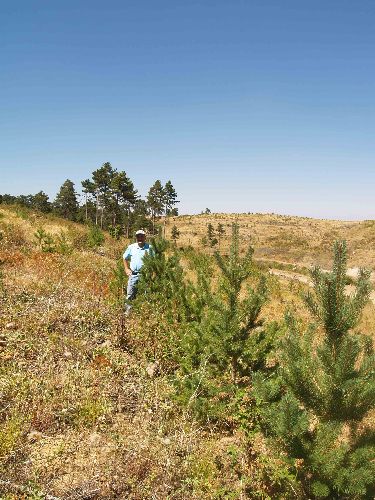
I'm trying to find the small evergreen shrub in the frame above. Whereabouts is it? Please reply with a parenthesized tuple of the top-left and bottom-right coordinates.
(130, 238, 191, 369)
(253, 241, 375, 498)
(108, 224, 122, 240)
(87, 224, 105, 248)
(55, 230, 73, 254)
(109, 258, 127, 307)
(33, 228, 56, 253)
(174, 224, 278, 424)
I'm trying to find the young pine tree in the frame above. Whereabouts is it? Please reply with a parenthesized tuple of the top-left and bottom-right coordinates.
(253, 241, 375, 499)
(211, 224, 270, 383)
(175, 224, 277, 422)
(130, 236, 192, 369)
(135, 237, 185, 306)
(217, 222, 225, 248)
(109, 258, 127, 307)
(171, 225, 180, 246)
(207, 223, 215, 242)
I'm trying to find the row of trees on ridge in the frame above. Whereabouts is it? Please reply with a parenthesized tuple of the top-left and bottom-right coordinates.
(0, 162, 179, 237)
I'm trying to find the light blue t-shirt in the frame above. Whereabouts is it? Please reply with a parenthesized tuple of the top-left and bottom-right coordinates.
(123, 242, 153, 272)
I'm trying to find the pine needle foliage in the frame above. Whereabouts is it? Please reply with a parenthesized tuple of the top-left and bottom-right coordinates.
(129, 226, 277, 424)
(174, 224, 278, 423)
(253, 241, 375, 498)
(129, 236, 196, 369)
(135, 237, 187, 316)
(212, 224, 268, 383)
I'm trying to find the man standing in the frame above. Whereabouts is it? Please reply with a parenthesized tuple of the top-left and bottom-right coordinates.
(123, 230, 153, 313)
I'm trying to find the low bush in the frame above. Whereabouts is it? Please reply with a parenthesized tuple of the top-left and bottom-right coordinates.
(87, 224, 105, 248)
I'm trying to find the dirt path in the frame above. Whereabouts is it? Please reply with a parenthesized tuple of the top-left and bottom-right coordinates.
(270, 268, 375, 305)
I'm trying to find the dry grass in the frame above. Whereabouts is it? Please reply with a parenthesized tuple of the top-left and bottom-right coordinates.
(0, 205, 374, 498)
(165, 212, 375, 269)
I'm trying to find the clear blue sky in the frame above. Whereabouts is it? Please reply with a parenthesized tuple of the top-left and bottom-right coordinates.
(1, 1, 374, 219)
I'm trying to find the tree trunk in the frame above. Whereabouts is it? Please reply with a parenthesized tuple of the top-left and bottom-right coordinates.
(163, 204, 167, 237)
(126, 208, 130, 238)
(100, 207, 104, 229)
(95, 191, 99, 225)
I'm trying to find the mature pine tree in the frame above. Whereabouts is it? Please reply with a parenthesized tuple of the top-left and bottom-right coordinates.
(147, 180, 165, 233)
(111, 171, 138, 236)
(253, 241, 375, 498)
(32, 191, 51, 213)
(164, 180, 179, 216)
(83, 163, 137, 230)
(53, 179, 79, 220)
(92, 162, 116, 228)
(81, 178, 96, 221)
(130, 199, 152, 233)
(16, 194, 33, 207)
(0, 194, 17, 205)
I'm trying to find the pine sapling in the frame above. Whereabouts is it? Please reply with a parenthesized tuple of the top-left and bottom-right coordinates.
(253, 241, 375, 498)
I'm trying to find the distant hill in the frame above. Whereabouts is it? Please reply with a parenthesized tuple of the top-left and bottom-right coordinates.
(165, 212, 375, 269)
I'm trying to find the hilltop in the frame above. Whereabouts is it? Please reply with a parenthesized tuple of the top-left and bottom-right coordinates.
(165, 212, 375, 269)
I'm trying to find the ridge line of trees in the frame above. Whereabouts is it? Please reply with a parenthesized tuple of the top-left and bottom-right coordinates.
(0, 162, 179, 238)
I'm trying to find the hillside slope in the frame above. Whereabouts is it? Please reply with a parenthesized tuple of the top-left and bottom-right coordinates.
(166, 212, 375, 269)
(1, 205, 374, 498)
(0, 206, 295, 498)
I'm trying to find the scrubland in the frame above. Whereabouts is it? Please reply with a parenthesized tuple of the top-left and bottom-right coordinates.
(166, 212, 375, 269)
(0, 206, 374, 499)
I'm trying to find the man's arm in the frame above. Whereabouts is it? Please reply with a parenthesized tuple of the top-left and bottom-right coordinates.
(123, 257, 132, 276)
(123, 246, 132, 276)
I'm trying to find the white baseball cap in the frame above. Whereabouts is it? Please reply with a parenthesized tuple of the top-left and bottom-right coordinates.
(135, 230, 146, 236)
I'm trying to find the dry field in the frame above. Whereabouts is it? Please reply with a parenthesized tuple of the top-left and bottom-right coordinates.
(165, 212, 375, 269)
(0, 205, 374, 498)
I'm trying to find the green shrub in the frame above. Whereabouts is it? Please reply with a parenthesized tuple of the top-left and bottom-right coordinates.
(33, 227, 56, 252)
(130, 238, 191, 369)
(55, 230, 73, 254)
(173, 224, 278, 423)
(108, 224, 123, 240)
(253, 241, 375, 498)
(87, 224, 105, 248)
(109, 258, 127, 307)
